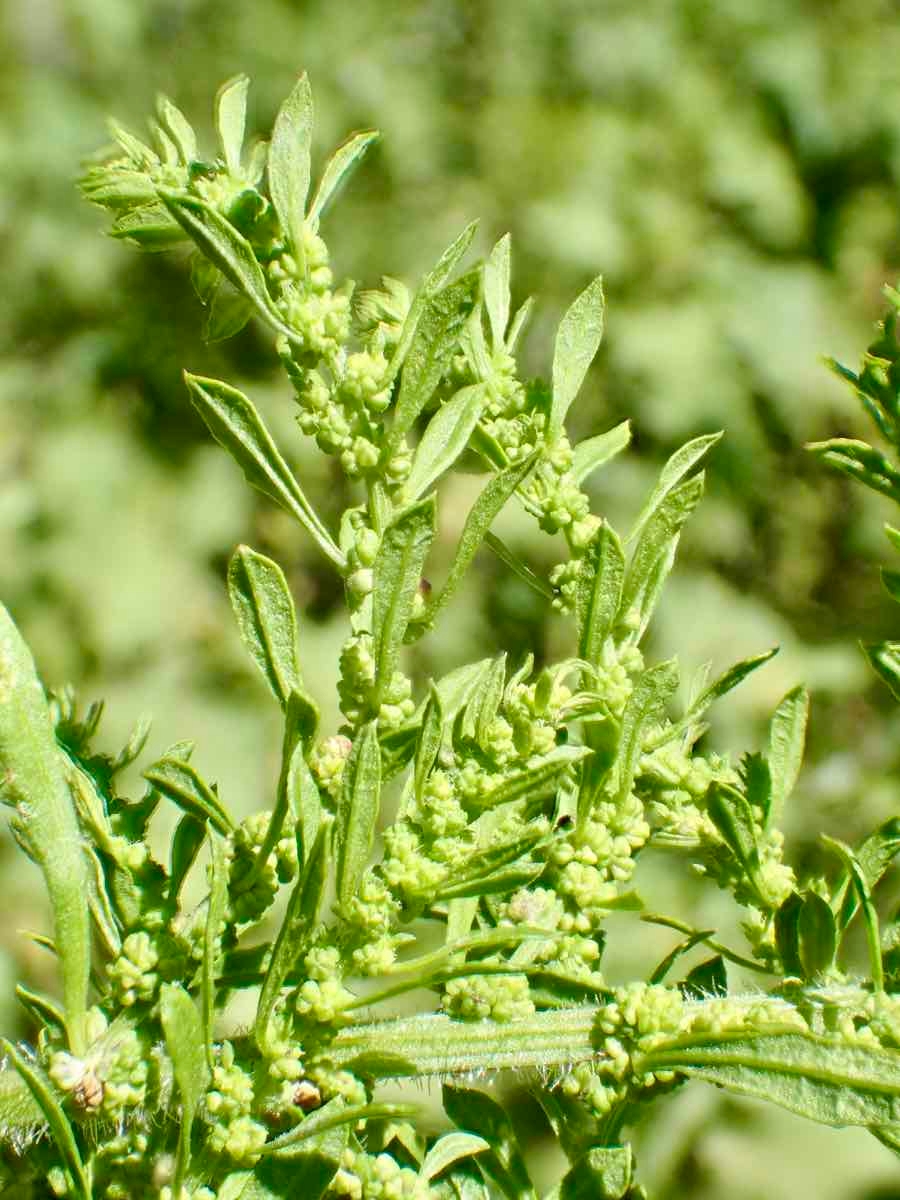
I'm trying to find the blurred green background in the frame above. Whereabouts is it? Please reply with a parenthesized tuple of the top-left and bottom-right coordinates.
(3, 0, 900, 1194)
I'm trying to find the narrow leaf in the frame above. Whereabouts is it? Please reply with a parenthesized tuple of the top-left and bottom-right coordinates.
(612, 660, 679, 807)
(571, 421, 631, 485)
(627, 433, 721, 546)
(414, 685, 444, 804)
(336, 722, 381, 909)
(203, 834, 229, 1065)
(484, 233, 511, 350)
(185, 374, 343, 568)
(822, 835, 884, 991)
(442, 1085, 536, 1200)
(156, 95, 197, 164)
(308, 130, 379, 228)
(767, 686, 809, 825)
(551, 276, 605, 435)
(863, 640, 900, 701)
(837, 817, 900, 930)
(372, 498, 436, 705)
(576, 522, 625, 663)
(216, 75, 249, 173)
(797, 892, 837, 979)
(0, 605, 90, 1054)
(170, 814, 207, 902)
(269, 74, 313, 256)
(144, 757, 233, 836)
(160, 983, 210, 1191)
(406, 385, 487, 500)
(421, 1133, 489, 1184)
(228, 545, 302, 706)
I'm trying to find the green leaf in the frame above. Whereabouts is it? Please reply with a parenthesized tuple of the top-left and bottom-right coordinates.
(406, 385, 488, 500)
(822, 836, 884, 991)
(619, 473, 705, 640)
(421, 1133, 490, 1185)
(706, 782, 763, 893)
(571, 421, 631, 486)
(640, 1030, 900, 1128)
(372, 498, 436, 706)
(807, 438, 900, 505)
(291, 746, 323, 864)
(205, 283, 254, 342)
(484, 233, 511, 350)
(627, 433, 721, 547)
(414, 685, 444, 805)
(837, 817, 900, 930)
(228, 545, 303, 707)
(797, 891, 837, 979)
(0, 604, 91, 1054)
(475, 745, 591, 810)
(766, 686, 808, 826)
(424, 453, 538, 625)
(506, 296, 534, 353)
(263, 1099, 413, 1158)
(863, 640, 900, 701)
(216, 75, 250, 173)
(169, 814, 207, 902)
(459, 654, 506, 743)
(158, 192, 295, 338)
(1, 1041, 89, 1200)
(576, 522, 625, 663)
(110, 203, 185, 248)
(184, 374, 343, 568)
(0, 1063, 47, 1140)
(308, 130, 379, 228)
(550, 276, 605, 436)
(612, 659, 679, 808)
(256, 822, 329, 1053)
(548, 1146, 633, 1200)
(681, 955, 728, 999)
(336, 722, 381, 909)
(775, 892, 804, 977)
(484, 532, 556, 602)
(144, 756, 233, 836)
(442, 1085, 536, 1200)
(156, 95, 197, 164)
(269, 74, 313, 257)
(203, 833, 229, 1064)
(160, 983, 210, 1192)
(389, 271, 480, 451)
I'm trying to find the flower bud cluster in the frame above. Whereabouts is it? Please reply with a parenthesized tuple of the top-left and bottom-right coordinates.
(338, 633, 415, 728)
(442, 972, 535, 1022)
(107, 931, 159, 1008)
(329, 1146, 429, 1200)
(226, 811, 298, 925)
(204, 1041, 268, 1165)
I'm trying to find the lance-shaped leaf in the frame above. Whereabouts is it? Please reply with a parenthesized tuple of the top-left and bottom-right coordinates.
(308, 130, 379, 228)
(545, 1146, 633, 1200)
(0, 1063, 46, 1141)
(571, 420, 631, 486)
(611, 660, 679, 809)
(144, 756, 233, 836)
(550, 276, 605, 436)
(228, 545, 303, 706)
(423, 453, 538, 625)
(414, 685, 444, 805)
(389, 221, 479, 381)
(0, 605, 90, 1054)
(863, 640, 900, 702)
(628, 432, 721, 546)
(618, 473, 705, 639)
(204, 283, 253, 342)
(576, 522, 625, 664)
(766, 686, 808, 826)
(215, 75, 249, 173)
(169, 814, 206, 903)
(459, 654, 506, 743)
(639, 1030, 900, 1129)
(185, 374, 343, 568)
(388, 271, 480, 452)
(160, 983, 210, 1192)
(473, 744, 590, 811)
(158, 192, 296, 339)
(269, 74, 313, 258)
(111, 202, 185, 248)
(807, 437, 900, 505)
(823, 835, 884, 990)
(156, 95, 197, 164)
(420, 1132, 489, 1185)
(203, 835, 229, 1066)
(337, 722, 381, 909)
(484, 233, 511, 350)
(1, 1042, 89, 1200)
(372, 497, 436, 706)
(443, 1085, 536, 1200)
(406, 384, 488, 500)
(836, 817, 900, 931)
(256, 821, 329, 1052)
(797, 891, 838, 979)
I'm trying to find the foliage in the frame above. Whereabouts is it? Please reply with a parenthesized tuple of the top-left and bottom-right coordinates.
(0, 75, 898, 1199)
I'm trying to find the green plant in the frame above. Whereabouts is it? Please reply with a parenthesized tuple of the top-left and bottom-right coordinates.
(0, 73, 899, 1199)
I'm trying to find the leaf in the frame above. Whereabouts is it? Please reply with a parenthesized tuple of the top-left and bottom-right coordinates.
(681, 956, 728, 1000)
(372, 498, 436, 706)
(336, 722, 381, 909)
(228, 545, 303, 706)
(1, 1041, 89, 1200)
(269, 74, 314, 257)
(640, 1031, 900, 1129)
(308, 130, 379, 228)
(618, 474, 705, 640)
(442, 1085, 536, 1200)
(797, 892, 837, 979)
(627, 433, 721, 547)
(256, 822, 329, 1052)
(144, 756, 233, 836)
(205, 284, 254, 342)
(706, 782, 762, 889)
(291, 747, 323, 864)
(807, 438, 900, 505)
(406, 385, 488, 500)
(863, 640, 900, 701)
(184, 374, 343, 568)
(612, 660, 679, 808)
(475, 745, 591, 810)
(571, 421, 631, 486)
(484, 532, 556, 602)
(158, 192, 295, 338)
(0, 605, 90, 1054)
(421, 1133, 490, 1184)
(389, 271, 480, 451)
(424, 453, 538, 624)
(837, 817, 900, 930)
(576, 522, 625, 663)
(160, 983, 210, 1192)
(766, 686, 808, 825)
(550, 276, 605, 436)
(169, 814, 207, 902)
(203, 834, 229, 1065)
(548, 1146, 633, 1200)
(506, 296, 534, 353)
(822, 836, 884, 991)
(216, 75, 250, 173)
(484, 233, 511, 350)
(110, 203, 185, 248)
(264, 1099, 414, 1158)
(459, 654, 506, 743)
(414, 686, 444, 805)
(0, 1063, 46, 1137)
(156, 95, 197, 164)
